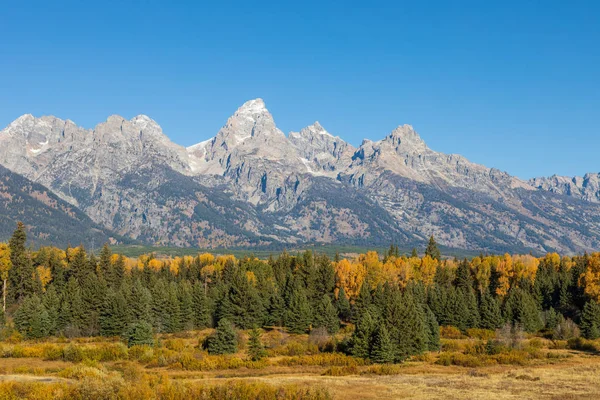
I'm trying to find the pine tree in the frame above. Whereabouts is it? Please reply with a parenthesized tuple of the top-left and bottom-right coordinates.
(266, 288, 285, 327)
(166, 282, 182, 333)
(207, 318, 238, 355)
(42, 285, 61, 336)
(9, 222, 35, 303)
(351, 311, 375, 359)
(479, 290, 503, 330)
(387, 291, 428, 361)
(425, 306, 440, 351)
(371, 324, 394, 363)
(313, 294, 339, 334)
(580, 301, 600, 340)
(14, 294, 51, 339)
(247, 327, 267, 361)
(503, 288, 543, 333)
(178, 281, 194, 330)
(352, 282, 372, 322)
(336, 286, 351, 322)
(454, 259, 472, 291)
(411, 248, 418, 258)
(123, 321, 154, 347)
(129, 279, 153, 324)
(315, 255, 336, 298)
(191, 282, 211, 328)
(285, 278, 312, 334)
(100, 288, 128, 337)
(424, 235, 441, 261)
(98, 244, 112, 284)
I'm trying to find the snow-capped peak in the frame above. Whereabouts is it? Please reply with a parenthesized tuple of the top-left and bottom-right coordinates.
(235, 98, 268, 119)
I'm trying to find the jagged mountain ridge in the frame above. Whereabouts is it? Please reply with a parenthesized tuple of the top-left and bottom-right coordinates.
(0, 165, 120, 247)
(529, 173, 600, 203)
(0, 98, 599, 253)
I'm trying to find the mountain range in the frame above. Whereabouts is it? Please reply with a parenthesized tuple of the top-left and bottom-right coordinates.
(0, 98, 598, 253)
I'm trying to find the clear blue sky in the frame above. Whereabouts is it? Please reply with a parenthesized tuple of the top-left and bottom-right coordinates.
(1, 1, 598, 179)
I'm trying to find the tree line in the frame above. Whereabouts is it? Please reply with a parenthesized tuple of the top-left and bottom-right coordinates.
(2, 224, 600, 362)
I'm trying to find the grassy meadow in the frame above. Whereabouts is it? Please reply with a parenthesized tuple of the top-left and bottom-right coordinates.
(0, 326, 598, 399)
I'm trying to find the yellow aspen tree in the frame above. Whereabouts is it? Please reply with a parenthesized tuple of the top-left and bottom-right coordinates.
(582, 253, 600, 302)
(36, 266, 52, 292)
(0, 244, 11, 312)
(495, 254, 513, 297)
(417, 255, 438, 287)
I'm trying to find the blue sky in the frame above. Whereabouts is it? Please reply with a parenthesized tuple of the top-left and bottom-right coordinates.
(1, 1, 598, 179)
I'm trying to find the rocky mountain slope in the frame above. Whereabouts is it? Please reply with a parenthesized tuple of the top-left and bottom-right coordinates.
(0, 99, 598, 254)
(529, 174, 600, 203)
(0, 165, 118, 247)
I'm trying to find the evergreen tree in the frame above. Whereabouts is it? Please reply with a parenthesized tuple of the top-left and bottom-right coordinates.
(371, 324, 394, 363)
(191, 282, 211, 328)
(14, 294, 51, 339)
(580, 300, 600, 340)
(411, 248, 418, 258)
(9, 222, 34, 303)
(315, 255, 336, 298)
(424, 235, 441, 261)
(129, 279, 153, 324)
(313, 294, 340, 334)
(42, 285, 61, 335)
(425, 306, 440, 351)
(352, 282, 372, 322)
(178, 281, 194, 330)
(503, 288, 543, 333)
(207, 318, 238, 355)
(266, 288, 285, 327)
(98, 244, 112, 284)
(123, 321, 154, 347)
(454, 259, 472, 291)
(479, 290, 503, 330)
(166, 282, 182, 333)
(336, 286, 351, 322)
(387, 291, 428, 361)
(247, 327, 267, 361)
(216, 265, 266, 329)
(350, 311, 375, 359)
(285, 278, 312, 334)
(100, 288, 128, 337)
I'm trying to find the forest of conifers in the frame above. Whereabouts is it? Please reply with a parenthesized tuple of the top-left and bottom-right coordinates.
(2, 222, 600, 364)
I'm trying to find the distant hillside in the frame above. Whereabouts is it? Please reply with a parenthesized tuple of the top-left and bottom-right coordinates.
(0, 165, 124, 248)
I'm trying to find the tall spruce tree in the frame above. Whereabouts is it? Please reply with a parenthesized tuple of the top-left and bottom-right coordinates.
(425, 235, 441, 261)
(371, 324, 394, 363)
(207, 318, 238, 355)
(285, 278, 312, 334)
(247, 327, 267, 361)
(336, 286, 351, 322)
(9, 222, 34, 303)
(580, 300, 600, 340)
(351, 310, 375, 359)
(479, 290, 503, 330)
(191, 282, 211, 328)
(313, 294, 340, 334)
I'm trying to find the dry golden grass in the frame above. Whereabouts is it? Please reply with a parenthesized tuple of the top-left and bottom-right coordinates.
(0, 334, 598, 399)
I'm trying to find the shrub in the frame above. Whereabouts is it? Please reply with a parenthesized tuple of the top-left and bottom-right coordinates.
(322, 366, 358, 376)
(553, 318, 580, 340)
(496, 323, 524, 349)
(466, 329, 495, 340)
(436, 352, 482, 368)
(440, 326, 463, 339)
(62, 344, 84, 363)
(567, 337, 600, 353)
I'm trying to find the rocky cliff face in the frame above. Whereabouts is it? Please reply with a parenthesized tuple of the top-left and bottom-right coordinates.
(0, 98, 599, 253)
(529, 174, 600, 203)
